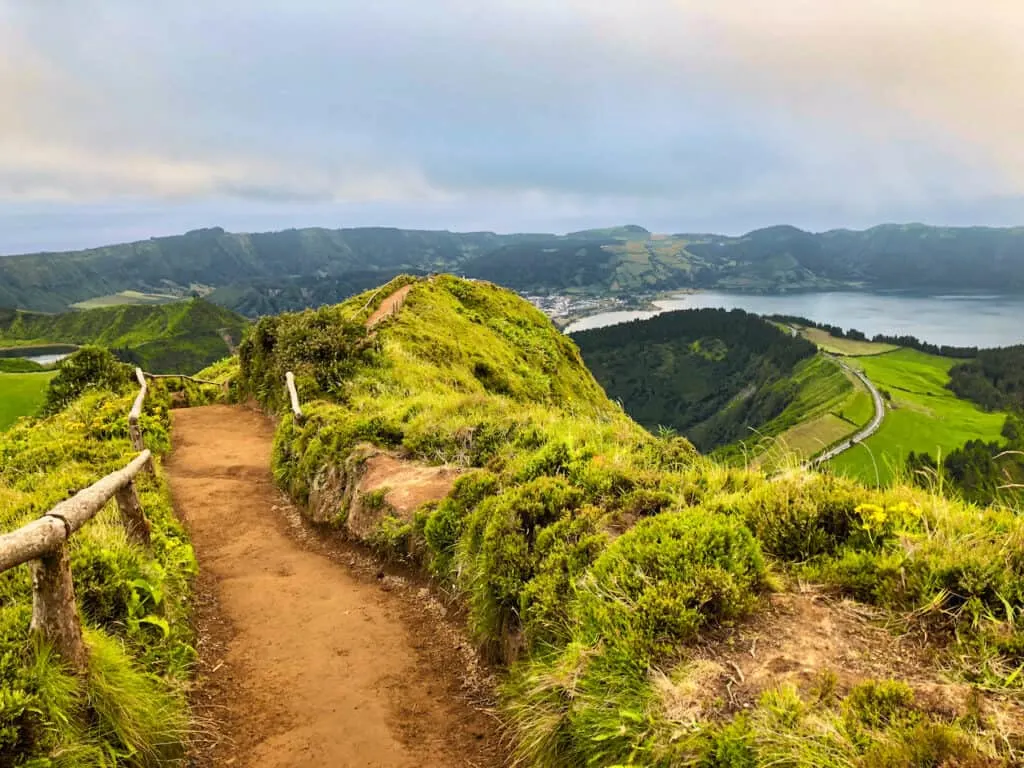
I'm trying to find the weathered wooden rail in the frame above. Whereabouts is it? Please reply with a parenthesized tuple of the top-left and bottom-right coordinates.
(143, 372, 222, 387)
(285, 371, 303, 423)
(0, 368, 156, 671)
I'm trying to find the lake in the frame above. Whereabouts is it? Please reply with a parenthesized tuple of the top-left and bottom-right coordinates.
(24, 353, 70, 365)
(564, 291, 1024, 348)
(0, 345, 77, 366)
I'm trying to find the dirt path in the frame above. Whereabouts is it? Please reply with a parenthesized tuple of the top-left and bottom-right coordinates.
(366, 284, 413, 328)
(167, 405, 503, 768)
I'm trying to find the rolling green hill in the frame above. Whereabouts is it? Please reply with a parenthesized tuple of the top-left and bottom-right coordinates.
(229, 275, 1024, 766)
(571, 308, 818, 451)
(0, 299, 247, 374)
(2, 223, 1024, 314)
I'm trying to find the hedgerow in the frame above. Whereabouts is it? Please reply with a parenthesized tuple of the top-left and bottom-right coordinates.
(0, 355, 196, 765)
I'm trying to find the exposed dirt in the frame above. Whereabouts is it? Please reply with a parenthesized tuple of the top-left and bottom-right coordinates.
(348, 453, 461, 539)
(167, 405, 505, 768)
(658, 587, 1024, 732)
(366, 284, 413, 328)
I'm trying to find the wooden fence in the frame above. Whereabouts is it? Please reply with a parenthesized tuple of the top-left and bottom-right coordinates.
(0, 367, 155, 671)
(285, 371, 303, 423)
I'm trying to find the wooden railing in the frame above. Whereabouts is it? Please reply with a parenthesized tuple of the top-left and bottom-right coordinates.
(0, 368, 156, 671)
(285, 371, 303, 423)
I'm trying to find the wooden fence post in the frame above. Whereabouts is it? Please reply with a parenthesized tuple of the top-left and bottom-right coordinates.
(30, 542, 89, 672)
(285, 372, 304, 423)
(115, 481, 151, 547)
(129, 368, 154, 473)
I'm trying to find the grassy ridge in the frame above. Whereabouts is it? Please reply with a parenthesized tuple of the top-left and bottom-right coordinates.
(236, 276, 1024, 766)
(0, 371, 55, 430)
(0, 355, 196, 764)
(0, 300, 247, 374)
(831, 349, 1007, 484)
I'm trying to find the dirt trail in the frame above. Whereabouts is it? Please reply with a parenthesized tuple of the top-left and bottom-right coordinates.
(366, 284, 413, 328)
(167, 405, 502, 768)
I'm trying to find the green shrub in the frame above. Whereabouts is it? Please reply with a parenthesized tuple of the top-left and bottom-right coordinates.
(577, 508, 766, 655)
(726, 472, 862, 561)
(843, 680, 918, 731)
(423, 471, 499, 577)
(458, 477, 586, 656)
(42, 347, 133, 416)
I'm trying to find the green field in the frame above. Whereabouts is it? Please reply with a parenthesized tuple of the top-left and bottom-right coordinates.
(830, 349, 1007, 484)
(71, 289, 181, 309)
(798, 326, 899, 356)
(0, 371, 55, 430)
(751, 355, 873, 465)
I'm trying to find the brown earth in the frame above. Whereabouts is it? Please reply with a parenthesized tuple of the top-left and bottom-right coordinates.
(658, 587, 1024, 733)
(167, 405, 504, 768)
(366, 284, 413, 328)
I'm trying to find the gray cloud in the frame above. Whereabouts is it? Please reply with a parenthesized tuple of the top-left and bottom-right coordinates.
(0, 1, 1021, 252)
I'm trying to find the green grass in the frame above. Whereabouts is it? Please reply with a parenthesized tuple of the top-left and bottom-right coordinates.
(71, 290, 181, 309)
(233, 275, 1024, 767)
(0, 372, 196, 764)
(732, 355, 873, 464)
(0, 371, 56, 430)
(799, 326, 899, 356)
(830, 349, 1007, 484)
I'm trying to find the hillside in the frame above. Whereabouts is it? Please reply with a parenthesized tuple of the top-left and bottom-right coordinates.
(949, 345, 1024, 411)
(231, 275, 1024, 766)
(571, 308, 818, 450)
(0, 299, 246, 374)
(0, 226, 540, 312)
(3, 223, 1024, 314)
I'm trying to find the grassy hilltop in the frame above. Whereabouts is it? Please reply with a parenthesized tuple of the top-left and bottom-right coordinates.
(233, 275, 1024, 766)
(0, 299, 246, 374)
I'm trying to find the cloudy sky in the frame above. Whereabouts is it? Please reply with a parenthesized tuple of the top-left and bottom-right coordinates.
(2, 1, 1023, 253)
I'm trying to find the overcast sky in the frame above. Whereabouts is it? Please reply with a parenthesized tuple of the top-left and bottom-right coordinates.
(2, 1, 1023, 254)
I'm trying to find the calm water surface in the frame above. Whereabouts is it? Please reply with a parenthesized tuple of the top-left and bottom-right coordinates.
(565, 291, 1024, 348)
(25, 353, 70, 365)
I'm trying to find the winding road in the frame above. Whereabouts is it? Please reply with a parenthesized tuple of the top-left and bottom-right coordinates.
(812, 358, 886, 465)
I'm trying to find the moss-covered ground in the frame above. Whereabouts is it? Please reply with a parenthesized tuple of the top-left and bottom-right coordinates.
(231, 275, 1024, 767)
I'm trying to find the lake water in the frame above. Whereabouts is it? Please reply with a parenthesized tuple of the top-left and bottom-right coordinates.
(25, 353, 70, 365)
(565, 291, 1024, 348)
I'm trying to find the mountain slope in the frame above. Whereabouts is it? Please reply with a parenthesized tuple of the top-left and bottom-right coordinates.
(231, 275, 1024, 766)
(4, 223, 1024, 314)
(0, 299, 247, 373)
(571, 308, 818, 450)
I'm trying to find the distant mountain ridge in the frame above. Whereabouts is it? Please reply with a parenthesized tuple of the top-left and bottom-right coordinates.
(2, 222, 1023, 314)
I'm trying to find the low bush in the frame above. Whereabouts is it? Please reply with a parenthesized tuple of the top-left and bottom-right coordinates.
(577, 509, 766, 655)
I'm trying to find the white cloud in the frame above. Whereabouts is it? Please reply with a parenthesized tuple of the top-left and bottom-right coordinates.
(0, 0, 1021, 236)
